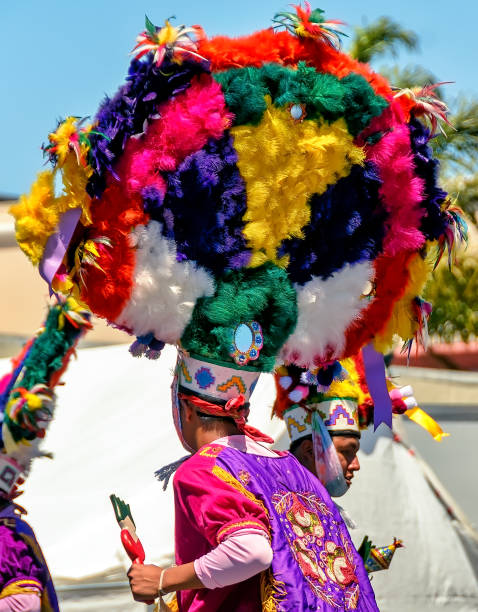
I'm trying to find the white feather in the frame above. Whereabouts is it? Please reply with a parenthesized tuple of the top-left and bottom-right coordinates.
(280, 261, 373, 367)
(117, 221, 215, 343)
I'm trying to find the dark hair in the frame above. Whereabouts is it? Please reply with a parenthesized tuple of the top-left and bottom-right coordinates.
(196, 410, 236, 431)
(290, 434, 312, 455)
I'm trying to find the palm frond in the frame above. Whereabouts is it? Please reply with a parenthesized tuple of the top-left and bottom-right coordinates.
(434, 98, 478, 181)
(348, 17, 418, 63)
(380, 64, 439, 91)
(442, 174, 478, 221)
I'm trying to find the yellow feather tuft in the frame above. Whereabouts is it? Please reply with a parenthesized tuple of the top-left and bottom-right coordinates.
(10, 171, 57, 265)
(10, 118, 94, 267)
(48, 117, 80, 165)
(25, 393, 43, 410)
(58, 154, 93, 225)
(231, 99, 364, 267)
(374, 253, 431, 353)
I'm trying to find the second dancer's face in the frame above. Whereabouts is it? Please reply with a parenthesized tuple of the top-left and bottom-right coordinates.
(332, 436, 361, 487)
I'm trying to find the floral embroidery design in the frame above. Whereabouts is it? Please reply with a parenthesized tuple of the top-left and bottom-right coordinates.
(272, 490, 359, 609)
(238, 469, 251, 485)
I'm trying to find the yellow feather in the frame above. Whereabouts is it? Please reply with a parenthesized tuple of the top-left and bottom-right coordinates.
(374, 253, 431, 353)
(231, 99, 364, 267)
(58, 152, 93, 225)
(25, 393, 43, 411)
(9, 171, 57, 265)
(48, 117, 79, 165)
(10, 119, 93, 268)
(83, 240, 100, 258)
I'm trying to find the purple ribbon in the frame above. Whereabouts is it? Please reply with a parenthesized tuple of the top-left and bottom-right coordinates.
(362, 343, 392, 430)
(39, 207, 82, 295)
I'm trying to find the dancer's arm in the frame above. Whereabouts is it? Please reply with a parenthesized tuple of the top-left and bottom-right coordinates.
(0, 593, 41, 612)
(128, 530, 272, 601)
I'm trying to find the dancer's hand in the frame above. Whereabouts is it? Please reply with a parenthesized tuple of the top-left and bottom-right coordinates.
(128, 562, 204, 600)
(127, 563, 163, 602)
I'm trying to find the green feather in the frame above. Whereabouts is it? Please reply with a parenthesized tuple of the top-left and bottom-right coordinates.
(214, 63, 388, 136)
(145, 15, 156, 36)
(309, 8, 326, 24)
(181, 263, 297, 372)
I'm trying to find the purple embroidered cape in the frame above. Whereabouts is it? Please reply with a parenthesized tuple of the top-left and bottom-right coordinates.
(174, 443, 378, 611)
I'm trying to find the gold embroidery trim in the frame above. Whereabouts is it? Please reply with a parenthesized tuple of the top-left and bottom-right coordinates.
(212, 465, 269, 518)
(217, 520, 268, 543)
(0, 579, 42, 599)
(199, 445, 223, 458)
(261, 568, 287, 611)
(167, 593, 179, 611)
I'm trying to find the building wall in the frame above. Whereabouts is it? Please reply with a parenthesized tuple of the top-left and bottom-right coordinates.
(0, 201, 130, 356)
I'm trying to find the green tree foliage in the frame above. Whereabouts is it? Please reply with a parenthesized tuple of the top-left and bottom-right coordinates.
(425, 255, 478, 342)
(349, 17, 418, 64)
(380, 64, 438, 90)
(434, 98, 478, 177)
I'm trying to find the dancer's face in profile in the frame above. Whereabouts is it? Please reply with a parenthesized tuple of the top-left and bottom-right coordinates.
(332, 435, 361, 487)
(292, 434, 360, 488)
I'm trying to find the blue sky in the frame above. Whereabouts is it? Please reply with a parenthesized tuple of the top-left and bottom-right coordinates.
(1, 0, 476, 196)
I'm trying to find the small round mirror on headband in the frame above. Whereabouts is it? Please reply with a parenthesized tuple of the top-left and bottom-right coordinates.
(230, 321, 263, 366)
(289, 103, 306, 122)
(235, 324, 253, 353)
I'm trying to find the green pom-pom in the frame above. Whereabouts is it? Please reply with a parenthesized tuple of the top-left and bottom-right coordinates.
(181, 263, 297, 371)
(214, 68, 268, 126)
(340, 73, 389, 136)
(5, 302, 88, 444)
(214, 63, 388, 136)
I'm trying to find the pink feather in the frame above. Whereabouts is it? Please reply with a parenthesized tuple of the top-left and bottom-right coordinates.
(117, 74, 233, 198)
(367, 118, 426, 255)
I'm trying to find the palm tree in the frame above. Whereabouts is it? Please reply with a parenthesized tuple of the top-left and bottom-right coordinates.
(348, 17, 418, 64)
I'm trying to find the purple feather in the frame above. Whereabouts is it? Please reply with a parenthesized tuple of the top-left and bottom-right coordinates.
(408, 118, 448, 241)
(279, 162, 387, 285)
(149, 132, 251, 275)
(87, 55, 209, 198)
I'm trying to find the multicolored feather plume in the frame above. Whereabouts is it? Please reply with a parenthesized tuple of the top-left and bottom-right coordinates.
(0, 298, 91, 476)
(132, 15, 205, 66)
(394, 82, 454, 136)
(273, 3, 346, 47)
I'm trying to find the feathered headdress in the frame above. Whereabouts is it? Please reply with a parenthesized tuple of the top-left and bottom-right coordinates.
(274, 350, 449, 449)
(0, 298, 91, 497)
(11, 6, 463, 431)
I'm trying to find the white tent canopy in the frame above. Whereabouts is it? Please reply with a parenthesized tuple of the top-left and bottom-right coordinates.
(4, 345, 478, 611)
(344, 426, 478, 612)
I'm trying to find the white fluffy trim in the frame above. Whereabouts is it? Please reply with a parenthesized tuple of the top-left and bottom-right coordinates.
(116, 221, 215, 343)
(280, 261, 373, 367)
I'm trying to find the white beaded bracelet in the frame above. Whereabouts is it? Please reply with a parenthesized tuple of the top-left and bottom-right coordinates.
(158, 567, 167, 598)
